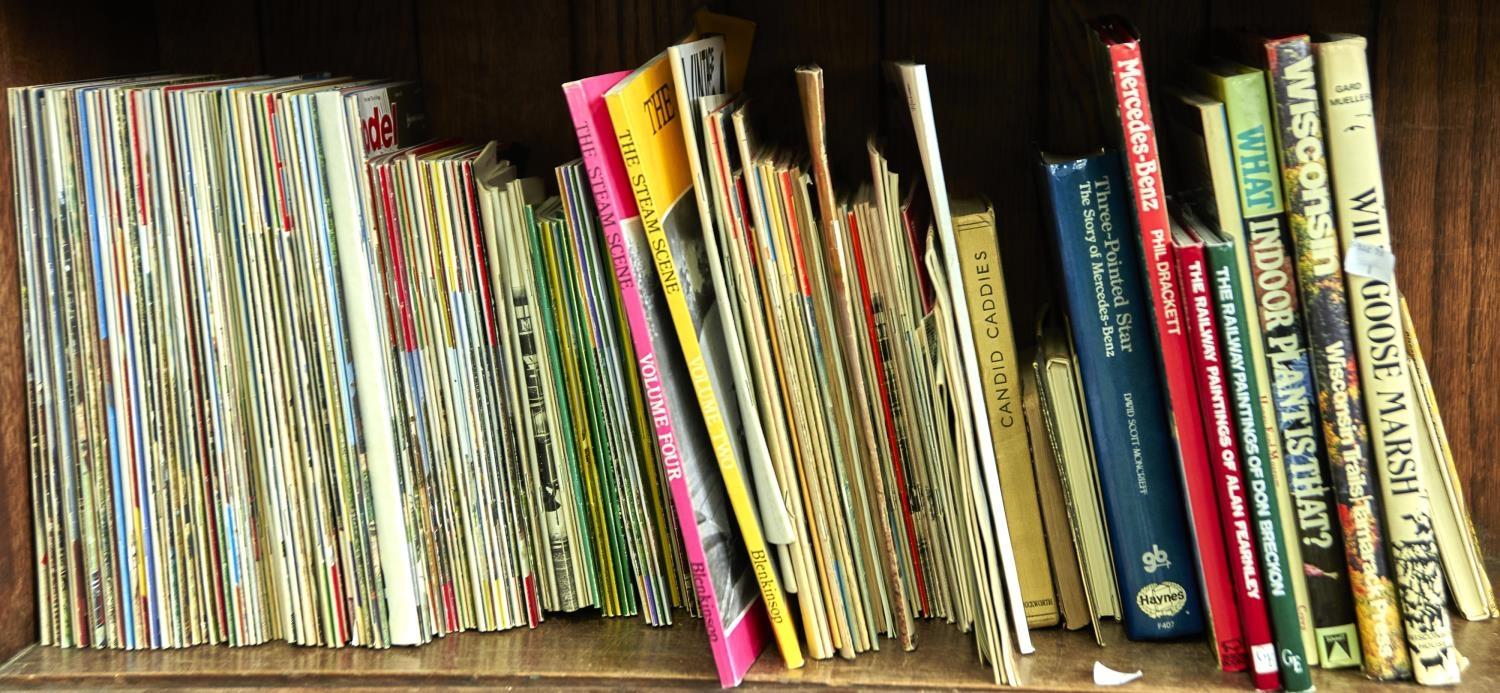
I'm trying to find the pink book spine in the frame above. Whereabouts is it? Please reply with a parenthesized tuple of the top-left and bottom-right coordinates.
(563, 73, 762, 687)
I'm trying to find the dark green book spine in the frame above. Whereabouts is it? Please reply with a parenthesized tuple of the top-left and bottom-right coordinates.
(1262, 34, 1410, 681)
(1203, 233, 1313, 693)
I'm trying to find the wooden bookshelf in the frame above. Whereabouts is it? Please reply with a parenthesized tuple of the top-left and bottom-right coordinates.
(1, 0, 1496, 688)
(3, 564, 1497, 689)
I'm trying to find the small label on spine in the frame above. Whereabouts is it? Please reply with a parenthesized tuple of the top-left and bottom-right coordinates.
(1343, 241, 1396, 283)
(1251, 643, 1279, 675)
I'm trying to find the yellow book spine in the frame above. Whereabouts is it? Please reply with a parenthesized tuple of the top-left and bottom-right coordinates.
(953, 202, 1057, 629)
(605, 58, 804, 669)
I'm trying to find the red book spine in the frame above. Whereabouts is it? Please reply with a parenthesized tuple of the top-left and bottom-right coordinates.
(1178, 238, 1279, 689)
(1090, 16, 1237, 665)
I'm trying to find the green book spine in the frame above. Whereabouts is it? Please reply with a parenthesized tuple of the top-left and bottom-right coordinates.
(1262, 34, 1410, 681)
(1201, 231, 1314, 693)
(1197, 63, 1361, 669)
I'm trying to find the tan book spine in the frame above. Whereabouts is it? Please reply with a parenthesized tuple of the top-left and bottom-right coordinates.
(954, 200, 1057, 628)
(1022, 362, 1088, 631)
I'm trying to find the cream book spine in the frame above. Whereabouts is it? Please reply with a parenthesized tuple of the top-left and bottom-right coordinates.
(1317, 35, 1462, 685)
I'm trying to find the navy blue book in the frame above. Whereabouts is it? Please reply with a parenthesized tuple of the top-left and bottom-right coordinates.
(1038, 151, 1205, 640)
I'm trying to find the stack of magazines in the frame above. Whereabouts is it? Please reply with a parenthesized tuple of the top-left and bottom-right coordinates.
(11, 74, 688, 653)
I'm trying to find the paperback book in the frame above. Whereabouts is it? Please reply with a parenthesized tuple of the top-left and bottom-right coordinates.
(604, 43, 804, 673)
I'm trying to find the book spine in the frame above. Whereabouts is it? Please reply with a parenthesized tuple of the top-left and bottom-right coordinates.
(1248, 214, 1364, 667)
(1401, 297, 1500, 621)
(1203, 237, 1314, 692)
(604, 69, 804, 673)
(1021, 365, 1090, 632)
(1316, 36, 1462, 684)
(1263, 35, 1411, 681)
(1088, 28, 1217, 640)
(1212, 68, 1357, 669)
(954, 205, 1057, 629)
(1040, 152, 1204, 640)
(1176, 241, 1269, 683)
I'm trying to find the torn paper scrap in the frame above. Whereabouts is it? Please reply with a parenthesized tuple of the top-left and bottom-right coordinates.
(1092, 661, 1143, 686)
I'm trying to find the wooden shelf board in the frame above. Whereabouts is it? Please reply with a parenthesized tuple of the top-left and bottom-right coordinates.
(1, 605, 1494, 689)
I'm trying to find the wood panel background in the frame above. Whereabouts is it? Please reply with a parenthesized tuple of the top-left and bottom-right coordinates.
(0, 0, 1494, 659)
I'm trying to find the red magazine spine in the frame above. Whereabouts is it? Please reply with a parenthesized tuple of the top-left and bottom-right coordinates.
(1091, 17, 1233, 657)
(1178, 238, 1279, 688)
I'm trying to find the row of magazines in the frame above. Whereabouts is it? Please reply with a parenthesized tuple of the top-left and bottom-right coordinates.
(11, 9, 1495, 690)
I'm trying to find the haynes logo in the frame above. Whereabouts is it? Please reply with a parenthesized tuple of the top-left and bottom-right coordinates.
(1136, 581, 1187, 619)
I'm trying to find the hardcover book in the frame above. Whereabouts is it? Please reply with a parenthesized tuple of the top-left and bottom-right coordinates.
(604, 48, 803, 676)
(1034, 306, 1120, 638)
(1084, 19, 1225, 646)
(1260, 34, 1410, 681)
(1194, 220, 1314, 693)
(953, 197, 1057, 629)
(1190, 63, 1358, 669)
(1172, 218, 1273, 685)
(1039, 150, 1204, 641)
(1021, 356, 1090, 632)
(1316, 34, 1462, 684)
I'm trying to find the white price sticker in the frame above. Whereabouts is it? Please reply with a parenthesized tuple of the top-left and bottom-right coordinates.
(1344, 241, 1397, 283)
